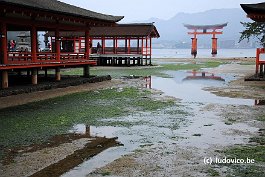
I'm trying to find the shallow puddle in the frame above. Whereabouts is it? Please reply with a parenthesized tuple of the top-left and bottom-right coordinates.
(151, 70, 254, 105)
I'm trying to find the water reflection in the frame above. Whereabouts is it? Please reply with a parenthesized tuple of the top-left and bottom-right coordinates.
(183, 70, 225, 82)
(69, 124, 90, 135)
(151, 71, 253, 105)
(144, 76, 152, 89)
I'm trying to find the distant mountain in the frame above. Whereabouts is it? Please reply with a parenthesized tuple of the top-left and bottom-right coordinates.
(142, 8, 253, 47)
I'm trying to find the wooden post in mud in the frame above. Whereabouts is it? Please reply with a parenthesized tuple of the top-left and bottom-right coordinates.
(83, 65, 90, 78)
(45, 69, 48, 78)
(32, 68, 38, 85)
(86, 125, 90, 136)
(1, 70, 8, 89)
(55, 67, 61, 81)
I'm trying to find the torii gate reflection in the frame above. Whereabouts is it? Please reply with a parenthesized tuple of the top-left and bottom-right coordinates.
(184, 23, 228, 58)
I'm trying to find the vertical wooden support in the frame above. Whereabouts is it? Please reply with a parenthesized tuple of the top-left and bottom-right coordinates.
(113, 38, 116, 54)
(211, 37, 218, 55)
(101, 38, 105, 54)
(145, 37, 148, 56)
(128, 38, 131, 54)
(125, 38, 128, 54)
(31, 25, 37, 62)
(83, 65, 90, 78)
(55, 67, 61, 81)
(55, 28, 60, 62)
(45, 68, 48, 78)
(256, 48, 260, 76)
(260, 63, 264, 77)
(85, 30, 90, 60)
(86, 125, 90, 136)
(149, 37, 152, 65)
(32, 68, 38, 85)
(115, 37, 118, 54)
(141, 37, 144, 55)
(2, 70, 8, 89)
(137, 38, 140, 54)
(0, 22, 8, 64)
(191, 37, 197, 57)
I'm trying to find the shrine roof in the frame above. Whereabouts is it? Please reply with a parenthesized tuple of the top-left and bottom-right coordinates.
(0, 0, 124, 23)
(241, 3, 265, 22)
(45, 23, 160, 38)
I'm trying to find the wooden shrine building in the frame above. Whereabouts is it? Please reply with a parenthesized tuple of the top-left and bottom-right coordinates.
(0, 0, 123, 88)
(184, 23, 228, 58)
(241, 2, 265, 78)
(45, 23, 160, 66)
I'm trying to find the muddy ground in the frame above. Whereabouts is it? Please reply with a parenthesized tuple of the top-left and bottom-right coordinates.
(0, 57, 264, 177)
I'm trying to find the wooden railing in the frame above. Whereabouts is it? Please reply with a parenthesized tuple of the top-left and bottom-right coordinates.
(6, 52, 90, 65)
(60, 53, 86, 61)
(8, 52, 32, 64)
(37, 53, 57, 62)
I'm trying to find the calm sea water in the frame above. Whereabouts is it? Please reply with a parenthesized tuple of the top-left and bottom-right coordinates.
(152, 48, 256, 58)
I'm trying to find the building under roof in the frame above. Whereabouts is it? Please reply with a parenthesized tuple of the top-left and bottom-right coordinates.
(0, 0, 123, 89)
(45, 23, 160, 66)
(241, 2, 265, 79)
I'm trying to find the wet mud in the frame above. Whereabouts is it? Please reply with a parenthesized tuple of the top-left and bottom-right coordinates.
(1, 59, 264, 177)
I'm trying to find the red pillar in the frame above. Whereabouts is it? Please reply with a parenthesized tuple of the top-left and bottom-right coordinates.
(112, 38, 116, 53)
(149, 37, 152, 65)
(0, 22, 8, 64)
(85, 30, 90, 60)
(137, 38, 140, 54)
(128, 38, 131, 54)
(145, 37, 148, 55)
(125, 38, 128, 54)
(115, 37, 118, 54)
(31, 25, 37, 62)
(211, 37, 218, 55)
(191, 37, 197, 57)
(55, 28, 60, 62)
(256, 48, 260, 76)
(141, 37, 144, 55)
(101, 38, 105, 54)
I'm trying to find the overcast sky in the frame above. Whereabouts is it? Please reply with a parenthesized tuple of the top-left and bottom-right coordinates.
(60, 0, 262, 22)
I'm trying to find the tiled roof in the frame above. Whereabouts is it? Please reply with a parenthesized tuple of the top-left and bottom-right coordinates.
(90, 23, 160, 37)
(0, 0, 123, 22)
(241, 3, 265, 22)
(241, 3, 265, 15)
(45, 23, 160, 38)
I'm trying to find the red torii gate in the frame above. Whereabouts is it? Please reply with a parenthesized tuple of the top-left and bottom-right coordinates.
(184, 23, 228, 58)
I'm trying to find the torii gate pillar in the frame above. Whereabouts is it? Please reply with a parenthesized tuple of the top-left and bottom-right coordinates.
(212, 37, 218, 55)
(191, 37, 197, 56)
